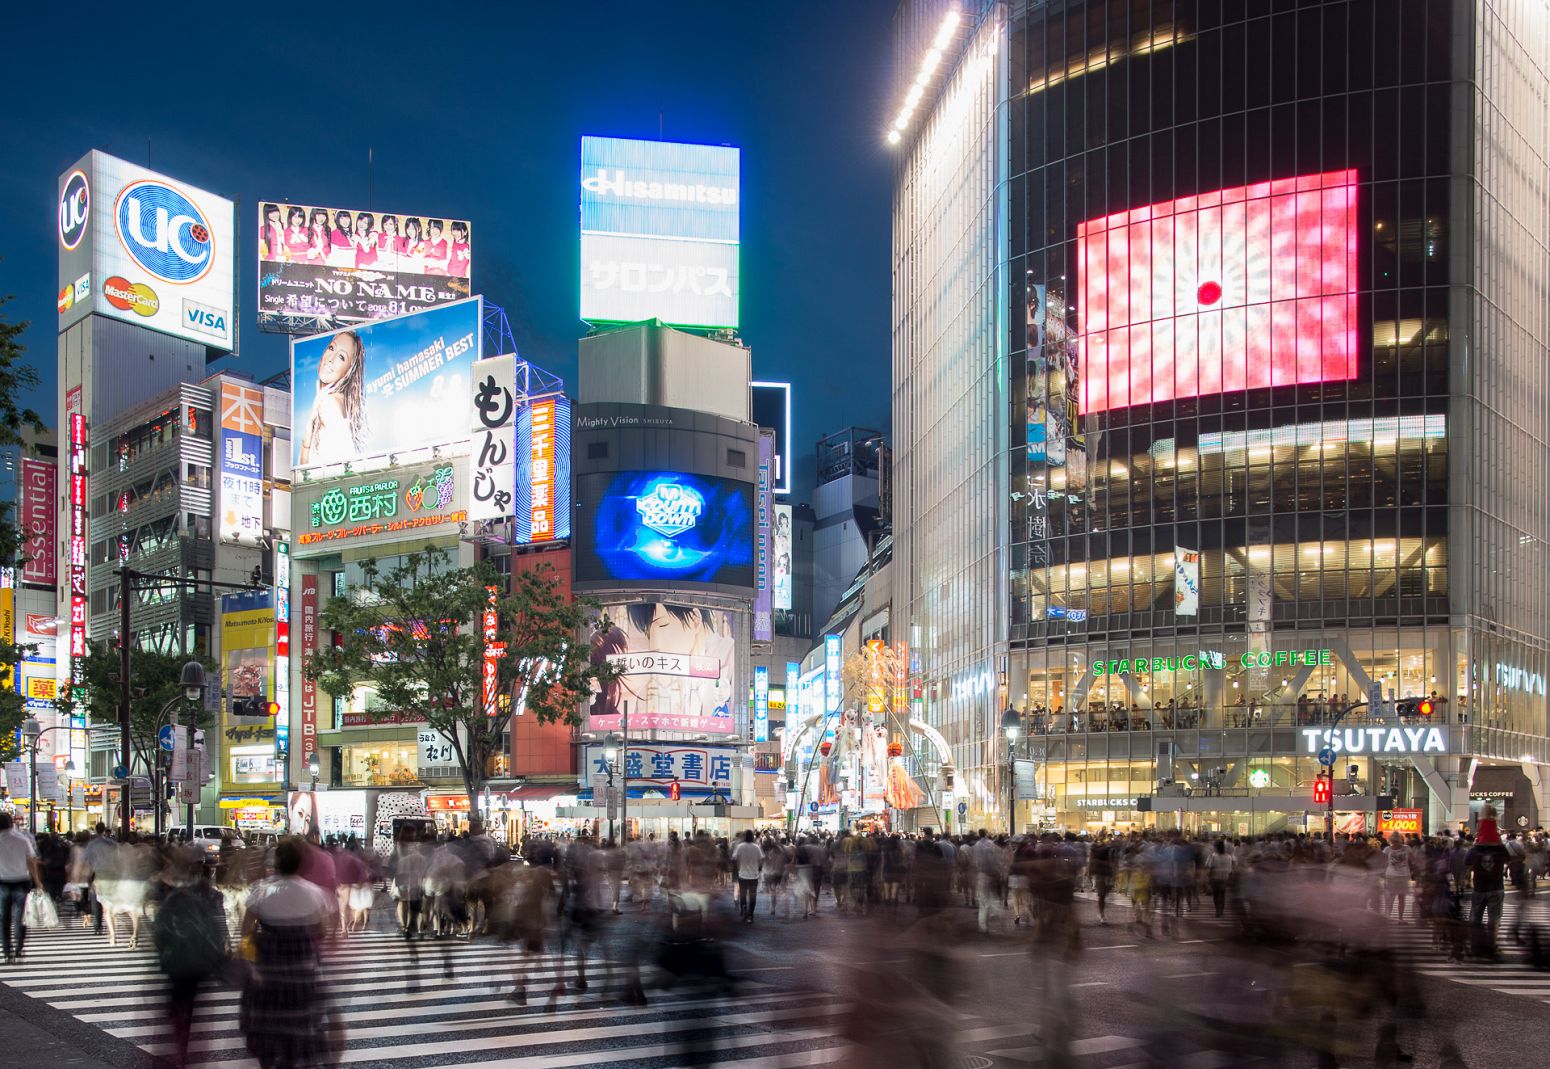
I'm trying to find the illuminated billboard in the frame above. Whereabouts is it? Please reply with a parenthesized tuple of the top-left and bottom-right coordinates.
(575, 470, 754, 588)
(218, 382, 266, 546)
(514, 395, 571, 544)
(57, 151, 236, 350)
(292, 460, 467, 553)
(588, 600, 737, 735)
(1077, 169, 1358, 414)
(579, 135, 740, 329)
(750, 381, 791, 496)
(290, 297, 482, 472)
(772, 504, 793, 611)
(257, 201, 471, 332)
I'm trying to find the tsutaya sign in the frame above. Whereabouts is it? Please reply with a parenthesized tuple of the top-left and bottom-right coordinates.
(1301, 726, 1448, 755)
(1092, 648, 1332, 677)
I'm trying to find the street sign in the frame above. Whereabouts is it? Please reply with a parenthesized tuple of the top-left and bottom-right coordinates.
(956, 801, 968, 817)
(112, 764, 128, 780)
(158, 725, 177, 752)
(808, 801, 818, 814)
(1317, 746, 1337, 767)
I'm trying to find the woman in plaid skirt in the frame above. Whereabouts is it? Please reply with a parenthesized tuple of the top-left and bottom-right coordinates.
(238, 838, 340, 1068)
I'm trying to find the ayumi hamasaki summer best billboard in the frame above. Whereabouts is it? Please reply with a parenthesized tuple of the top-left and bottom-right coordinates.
(291, 297, 482, 472)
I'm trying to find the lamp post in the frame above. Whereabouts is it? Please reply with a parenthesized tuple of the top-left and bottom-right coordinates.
(64, 759, 76, 833)
(602, 739, 619, 844)
(179, 661, 206, 836)
(1001, 707, 1022, 836)
(306, 751, 321, 791)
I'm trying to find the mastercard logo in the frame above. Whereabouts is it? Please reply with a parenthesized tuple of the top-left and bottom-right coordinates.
(57, 285, 74, 314)
(103, 276, 160, 317)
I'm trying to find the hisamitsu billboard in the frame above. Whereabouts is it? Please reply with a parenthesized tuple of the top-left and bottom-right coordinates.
(580, 136, 740, 330)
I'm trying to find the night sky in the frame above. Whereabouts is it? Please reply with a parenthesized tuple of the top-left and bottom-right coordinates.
(0, 2, 897, 500)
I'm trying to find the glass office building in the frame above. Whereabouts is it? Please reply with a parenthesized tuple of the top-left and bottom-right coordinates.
(892, 0, 1550, 833)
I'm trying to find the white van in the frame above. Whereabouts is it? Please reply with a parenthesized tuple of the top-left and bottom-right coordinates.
(187, 825, 246, 855)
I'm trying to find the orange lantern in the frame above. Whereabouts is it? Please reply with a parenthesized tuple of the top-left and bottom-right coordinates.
(887, 741, 904, 758)
(818, 740, 833, 757)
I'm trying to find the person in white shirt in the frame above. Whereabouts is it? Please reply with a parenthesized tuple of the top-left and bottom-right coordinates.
(0, 812, 43, 964)
(731, 831, 764, 923)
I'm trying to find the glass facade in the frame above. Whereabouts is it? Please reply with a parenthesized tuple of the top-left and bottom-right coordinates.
(893, 0, 1550, 831)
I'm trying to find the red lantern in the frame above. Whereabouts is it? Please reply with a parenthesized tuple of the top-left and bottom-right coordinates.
(818, 740, 833, 757)
(887, 741, 904, 758)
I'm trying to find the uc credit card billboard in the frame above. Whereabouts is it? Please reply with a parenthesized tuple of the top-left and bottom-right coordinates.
(291, 297, 482, 472)
(57, 150, 236, 350)
(579, 136, 740, 330)
(575, 470, 754, 589)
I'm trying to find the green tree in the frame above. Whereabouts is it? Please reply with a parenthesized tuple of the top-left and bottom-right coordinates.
(54, 641, 218, 781)
(0, 284, 48, 761)
(304, 547, 618, 812)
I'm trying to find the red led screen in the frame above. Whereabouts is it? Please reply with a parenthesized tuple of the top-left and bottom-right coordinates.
(1077, 169, 1358, 415)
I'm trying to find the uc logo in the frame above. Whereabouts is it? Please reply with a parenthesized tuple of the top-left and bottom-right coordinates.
(59, 170, 90, 250)
(114, 180, 214, 284)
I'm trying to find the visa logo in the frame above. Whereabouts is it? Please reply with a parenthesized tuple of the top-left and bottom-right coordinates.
(183, 298, 228, 339)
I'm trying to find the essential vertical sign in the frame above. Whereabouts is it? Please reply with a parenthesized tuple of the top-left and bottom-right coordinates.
(19, 458, 56, 587)
(753, 664, 770, 743)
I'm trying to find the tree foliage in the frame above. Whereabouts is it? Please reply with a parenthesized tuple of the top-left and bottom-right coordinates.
(0, 282, 48, 760)
(303, 547, 618, 809)
(53, 641, 218, 777)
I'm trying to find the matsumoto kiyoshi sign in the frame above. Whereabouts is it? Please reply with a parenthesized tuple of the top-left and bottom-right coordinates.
(1092, 648, 1332, 676)
(1302, 726, 1448, 756)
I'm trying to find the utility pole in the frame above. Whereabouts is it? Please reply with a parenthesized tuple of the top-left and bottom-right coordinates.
(620, 700, 629, 845)
(118, 566, 132, 835)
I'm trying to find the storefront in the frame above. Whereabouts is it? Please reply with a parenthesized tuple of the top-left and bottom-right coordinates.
(220, 796, 286, 835)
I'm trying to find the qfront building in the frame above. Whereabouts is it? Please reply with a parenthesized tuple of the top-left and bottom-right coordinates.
(890, 0, 1550, 834)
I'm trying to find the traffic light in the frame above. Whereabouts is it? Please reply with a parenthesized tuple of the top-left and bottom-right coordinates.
(232, 696, 281, 717)
(1313, 775, 1332, 806)
(1395, 696, 1436, 719)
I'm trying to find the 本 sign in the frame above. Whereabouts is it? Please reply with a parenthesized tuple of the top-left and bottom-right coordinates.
(469, 355, 517, 522)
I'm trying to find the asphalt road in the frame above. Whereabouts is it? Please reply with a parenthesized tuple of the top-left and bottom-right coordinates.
(2, 889, 1547, 1068)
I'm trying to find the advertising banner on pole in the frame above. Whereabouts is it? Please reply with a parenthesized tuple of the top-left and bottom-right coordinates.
(257, 201, 471, 332)
(299, 575, 319, 768)
(753, 665, 769, 743)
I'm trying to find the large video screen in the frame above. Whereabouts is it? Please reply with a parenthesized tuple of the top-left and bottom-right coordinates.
(291, 297, 481, 472)
(1077, 169, 1358, 414)
(575, 470, 754, 588)
(587, 601, 737, 735)
(258, 201, 471, 332)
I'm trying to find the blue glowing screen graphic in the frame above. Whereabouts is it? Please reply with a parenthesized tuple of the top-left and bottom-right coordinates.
(579, 470, 754, 587)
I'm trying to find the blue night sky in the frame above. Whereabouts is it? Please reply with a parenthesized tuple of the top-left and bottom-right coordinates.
(0, 2, 896, 501)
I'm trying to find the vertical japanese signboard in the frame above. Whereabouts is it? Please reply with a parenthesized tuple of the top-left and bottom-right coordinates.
(68, 401, 88, 693)
(482, 586, 502, 717)
(469, 355, 516, 522)
(299, 574, 319, 767)
(753, 430, 773, 643)
(825, 635, 842, 715)
(753, 664, 769, 742)
(274, 541, 291, 766)
(515, 396, 570, 544)
(19, 458, 56, 587)
(219, 382, 266, 545)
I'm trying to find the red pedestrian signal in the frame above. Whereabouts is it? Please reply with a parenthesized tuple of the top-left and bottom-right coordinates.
(669, 779, 681, 801)
(1313, 776, 1331, 806)
(1416, 698, 1435, 717)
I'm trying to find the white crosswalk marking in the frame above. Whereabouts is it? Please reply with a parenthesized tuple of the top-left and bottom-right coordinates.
(0, 922, 1280, 1068)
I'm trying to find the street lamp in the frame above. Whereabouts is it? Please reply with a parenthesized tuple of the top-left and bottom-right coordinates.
(178, 661, 206, 837)
(21, 717, 42, 834)
(602, 740, 619, 844)
(1001, 707, 1022, 836)
(306, 751, 321, 790)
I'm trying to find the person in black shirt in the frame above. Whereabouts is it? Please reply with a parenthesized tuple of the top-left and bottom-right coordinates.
(1465, 837, 1509, 959)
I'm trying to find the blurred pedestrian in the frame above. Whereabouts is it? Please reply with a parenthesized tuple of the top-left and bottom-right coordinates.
(0, 811, 43, 965)
(731, 830, 762, 923)
(153, 846, 229, 1068)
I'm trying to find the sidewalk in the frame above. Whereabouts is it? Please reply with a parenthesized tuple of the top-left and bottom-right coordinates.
(0, 980, 136, 1069)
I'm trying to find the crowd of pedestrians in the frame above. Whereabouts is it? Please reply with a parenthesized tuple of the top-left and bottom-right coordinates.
(0, 808, 1544, 1067)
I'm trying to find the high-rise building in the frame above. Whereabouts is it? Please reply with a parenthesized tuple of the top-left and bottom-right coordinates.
(890, 0, 1550, 833)
(813, 427, 887, 631)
